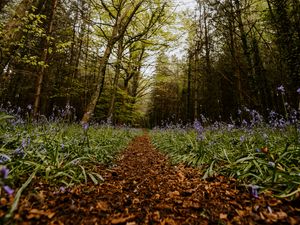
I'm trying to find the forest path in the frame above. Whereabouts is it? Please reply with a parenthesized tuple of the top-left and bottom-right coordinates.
(12, 133, 299, 224)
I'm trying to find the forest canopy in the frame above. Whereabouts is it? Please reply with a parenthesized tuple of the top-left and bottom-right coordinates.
(0, 0, 299, 127)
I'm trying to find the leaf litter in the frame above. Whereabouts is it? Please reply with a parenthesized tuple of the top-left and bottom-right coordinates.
(1, 133, 299, 224)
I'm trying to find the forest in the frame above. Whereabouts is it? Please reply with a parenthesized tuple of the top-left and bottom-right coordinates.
(0, 0, 298, 126)
(0, 0, 300, 224)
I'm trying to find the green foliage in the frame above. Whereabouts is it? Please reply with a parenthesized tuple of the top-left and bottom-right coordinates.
(150, 125, 300, 198)
(0, 122, 141, 189)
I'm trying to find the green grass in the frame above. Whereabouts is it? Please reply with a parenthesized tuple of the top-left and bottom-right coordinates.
(150, 124, 300, 198)
(0, 117, 141, 188)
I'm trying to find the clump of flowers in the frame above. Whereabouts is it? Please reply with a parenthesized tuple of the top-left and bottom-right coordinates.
(193, 119, 204, 141)
(0, 166, 14, 195)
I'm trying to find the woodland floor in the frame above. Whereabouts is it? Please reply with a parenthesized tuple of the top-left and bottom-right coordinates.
(1, 133, 300, 224)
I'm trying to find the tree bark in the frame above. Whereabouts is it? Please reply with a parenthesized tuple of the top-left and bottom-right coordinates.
(33, 0, 58, 117)
(107, 37, 124, 121)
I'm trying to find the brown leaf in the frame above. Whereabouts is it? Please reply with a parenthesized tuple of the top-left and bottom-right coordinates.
(268, 199, 282, 206)
(161, 218, 177, 225)
(111, 215, 136, 224)
(177, 171, 185, 182)
(168, 191, 180, 198)
(96, 201, 109, 211)
(219, 213, 227, 220)
(182, 200, 201, 209)
(132, 198, 139, 204)
(235, 209, 247, 217)
(0, 198, 7, 205)
(28, 209, 55, 219)
(276, 210, 287, 220)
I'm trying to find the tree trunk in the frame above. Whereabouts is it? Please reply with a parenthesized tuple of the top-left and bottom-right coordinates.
(107, 38, 124, 121)
(33, 0, 58, 117)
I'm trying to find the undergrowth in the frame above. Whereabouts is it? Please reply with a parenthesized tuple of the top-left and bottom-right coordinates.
(150, 122, 300, 199)
(0, 112, 141, 218)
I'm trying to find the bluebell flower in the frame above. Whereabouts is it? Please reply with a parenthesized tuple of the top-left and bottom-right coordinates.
(13, 148, 25, 157)
(0, 166, 9, 179)
(0, 154, 10, 164)
(3, 185, 14, 195)
(82, 123, 89, 131)
(193, 119, 204, 141)
(277, 85, 285, 94)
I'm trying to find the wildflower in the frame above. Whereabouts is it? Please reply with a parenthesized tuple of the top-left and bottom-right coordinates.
(193, 119, 204, 141)
(0, 154, 10, 164)
(227, 124, 235, 131)
(27, 104, 32, 110)
(268, 161, 275, 167)
(237, 109, 242, 115)
(82, 123, 89, 131)
(255, 148, 261, 153)
(3, 185, 14, 195)
(0, 166, 9, 179)
(277, 85, 285, 94)
(13, 148, 25, 157)
(250, 185, 259, 198)
(297, 88, 300, 94)
(241, 120, 248, 127)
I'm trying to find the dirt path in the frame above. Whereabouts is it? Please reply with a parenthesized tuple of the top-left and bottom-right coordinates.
(5, 134, 300, 224)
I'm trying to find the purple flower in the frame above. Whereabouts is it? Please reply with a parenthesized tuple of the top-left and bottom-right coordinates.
(0, 154, 10, 164)
(3, 185, 14, 195)
(0, 166, 9, 179)
(255, 148, 261, 153)
(297, 88, 300, 94)
(82, 123, 89, 131)
(277, 85, 285, 94)
(250, 185, 259, 198)
(193, 119, 204, 141)
(14, 147, 25, 157)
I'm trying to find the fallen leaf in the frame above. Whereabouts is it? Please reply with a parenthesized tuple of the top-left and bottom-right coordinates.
(219, 213, 227, 220)
(235, 209, 246, 216)
(111, 215, 136, 224)
(168, 191, 180, 198)
(28, 209, 55, 219)
(177, 171, 185, 182)
(133, 198, 139, 204)
(276, 210, 287, 220)
(161, 218, 177, 225)
(96, 201, 109, 211)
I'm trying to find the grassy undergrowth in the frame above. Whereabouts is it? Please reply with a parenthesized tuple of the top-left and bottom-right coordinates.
(150, 123, 300, 199)
(0, 114, 141, 189)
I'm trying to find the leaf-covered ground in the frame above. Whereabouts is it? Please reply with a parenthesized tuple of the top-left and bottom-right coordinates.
(1, 133, 300, 224)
